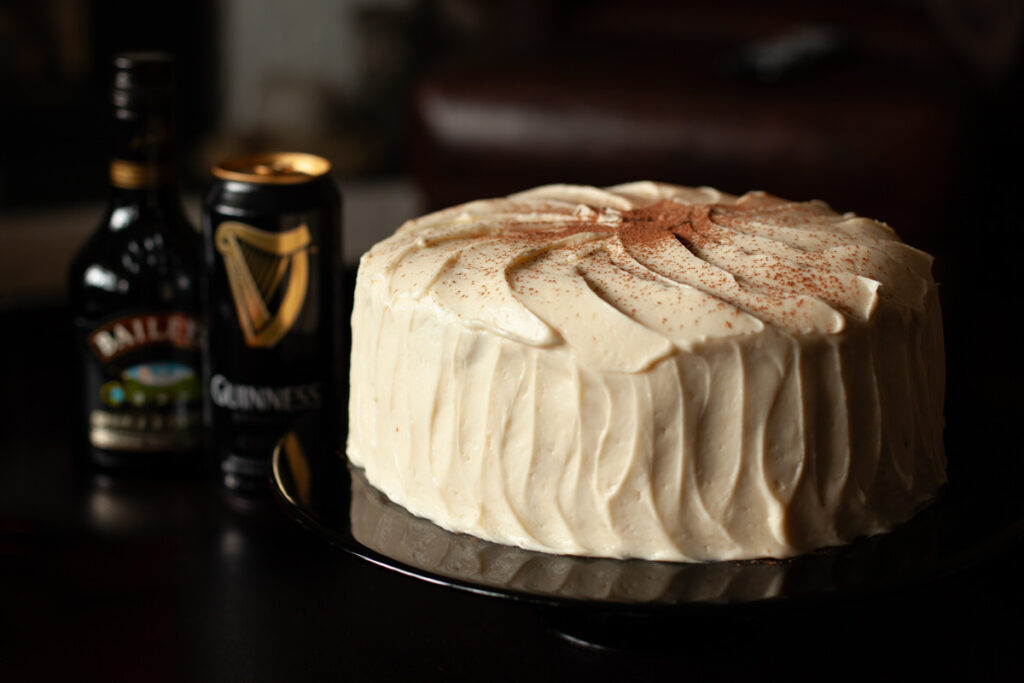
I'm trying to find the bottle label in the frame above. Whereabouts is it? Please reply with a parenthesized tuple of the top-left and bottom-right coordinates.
(110, 159, 172, 189)
(79, 312, 202, 453)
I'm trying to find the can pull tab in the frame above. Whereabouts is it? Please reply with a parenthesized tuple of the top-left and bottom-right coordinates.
(253, 160, 295, 177)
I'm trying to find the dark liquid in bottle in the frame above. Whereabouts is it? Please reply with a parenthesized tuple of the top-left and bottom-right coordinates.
(68, 52, 203, 472)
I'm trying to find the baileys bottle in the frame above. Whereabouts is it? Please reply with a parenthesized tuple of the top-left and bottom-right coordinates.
(68, 52, 203, 470)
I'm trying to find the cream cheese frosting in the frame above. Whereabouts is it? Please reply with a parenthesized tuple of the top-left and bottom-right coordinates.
(346, 181, 946, 562)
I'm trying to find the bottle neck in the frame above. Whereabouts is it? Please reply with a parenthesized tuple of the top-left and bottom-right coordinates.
(108, 159, 184, 208)
(107, 174, 183, 211)
(108, 100, 183, 210)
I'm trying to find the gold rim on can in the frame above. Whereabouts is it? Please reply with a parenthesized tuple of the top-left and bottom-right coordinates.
(212, 152, 331, 185)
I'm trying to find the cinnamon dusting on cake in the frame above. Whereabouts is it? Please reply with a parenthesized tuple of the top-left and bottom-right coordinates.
(390, 189, 898, 336)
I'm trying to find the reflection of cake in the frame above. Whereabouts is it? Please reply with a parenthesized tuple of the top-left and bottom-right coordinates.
(346, 182, 945, 562)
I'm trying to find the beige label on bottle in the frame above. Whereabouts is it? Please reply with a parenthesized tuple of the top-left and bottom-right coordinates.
(90, 409, 201, 451)
(82, 312, 203, 453)
(87, 313, 200, 362)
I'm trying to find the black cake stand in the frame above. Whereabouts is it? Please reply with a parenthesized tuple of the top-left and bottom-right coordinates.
(271, 415, 1024, 649)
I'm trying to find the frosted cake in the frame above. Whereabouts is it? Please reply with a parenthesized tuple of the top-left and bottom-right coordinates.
(346, 182, 945, 562)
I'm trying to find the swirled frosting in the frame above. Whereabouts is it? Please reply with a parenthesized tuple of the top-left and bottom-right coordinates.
(347, 182, 945, 562)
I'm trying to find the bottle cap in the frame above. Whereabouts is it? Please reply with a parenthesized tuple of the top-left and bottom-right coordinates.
(111, 51, 176, 109)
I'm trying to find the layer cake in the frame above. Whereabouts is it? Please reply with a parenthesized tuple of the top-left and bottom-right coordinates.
(346, 182, 945, 562)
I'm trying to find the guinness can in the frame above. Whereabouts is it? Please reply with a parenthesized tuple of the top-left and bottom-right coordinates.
(202, 152, 341, 491)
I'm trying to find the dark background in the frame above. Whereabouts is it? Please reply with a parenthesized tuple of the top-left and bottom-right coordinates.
(2, 0, 1023, 379)
(2, 1, 1023, 679)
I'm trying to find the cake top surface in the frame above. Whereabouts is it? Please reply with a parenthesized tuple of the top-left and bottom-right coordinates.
(359, 181, 936, 372)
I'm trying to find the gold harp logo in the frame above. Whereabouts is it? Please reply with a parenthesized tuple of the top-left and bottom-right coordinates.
(215, 221, 312, 348)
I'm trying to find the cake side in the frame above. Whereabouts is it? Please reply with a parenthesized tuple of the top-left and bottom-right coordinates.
(346, 182, 945, 562)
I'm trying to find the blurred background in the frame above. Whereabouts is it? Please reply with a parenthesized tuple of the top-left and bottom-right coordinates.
(0, 0, 1022, 408)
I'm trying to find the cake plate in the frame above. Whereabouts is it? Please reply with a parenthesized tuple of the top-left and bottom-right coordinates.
(271, 416, 1024, 646)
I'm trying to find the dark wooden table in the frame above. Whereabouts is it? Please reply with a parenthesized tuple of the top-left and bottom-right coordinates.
(3, 306, 1023, 682)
